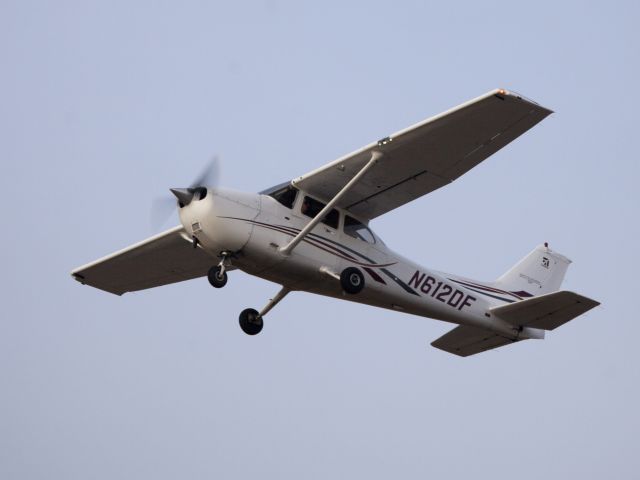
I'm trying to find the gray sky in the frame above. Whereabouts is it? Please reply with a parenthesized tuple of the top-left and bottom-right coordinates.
(2, 1, 639, 478)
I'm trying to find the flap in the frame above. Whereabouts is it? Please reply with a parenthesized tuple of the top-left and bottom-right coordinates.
(71, 226, 216, 295)
(292, 89, 552, 220)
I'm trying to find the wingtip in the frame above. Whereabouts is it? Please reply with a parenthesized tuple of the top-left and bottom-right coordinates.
(71, 271, 86, 285)
(495, 88, 554, 114)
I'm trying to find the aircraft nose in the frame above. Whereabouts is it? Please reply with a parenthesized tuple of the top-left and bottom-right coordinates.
(171, 187, 208, 207)
(170, 188, 194, 207)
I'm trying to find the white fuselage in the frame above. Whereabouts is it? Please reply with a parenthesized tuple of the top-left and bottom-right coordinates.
(179, 188, 518, 337)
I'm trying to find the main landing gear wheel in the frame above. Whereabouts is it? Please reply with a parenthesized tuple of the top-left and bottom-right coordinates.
(239, 308, 263, 335)
(207, 266, 228, 288)
(340, 267, 365, 294)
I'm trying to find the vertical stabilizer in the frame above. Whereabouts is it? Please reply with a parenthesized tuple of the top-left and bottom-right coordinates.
(494, 244, 571, 297)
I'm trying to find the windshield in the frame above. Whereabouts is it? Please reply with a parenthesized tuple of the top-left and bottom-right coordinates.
(267, 185, 298, 209)
(344, 216, 376, 244)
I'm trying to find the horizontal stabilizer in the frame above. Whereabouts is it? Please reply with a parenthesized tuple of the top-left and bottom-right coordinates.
(490, 291, 599, 330)
(431, 325, 521, 357)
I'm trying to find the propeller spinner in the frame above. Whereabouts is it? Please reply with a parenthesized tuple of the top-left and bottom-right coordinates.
(150, 157, 220, 229)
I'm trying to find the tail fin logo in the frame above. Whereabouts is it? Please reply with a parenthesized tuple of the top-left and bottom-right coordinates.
(542, 257, 550, 269)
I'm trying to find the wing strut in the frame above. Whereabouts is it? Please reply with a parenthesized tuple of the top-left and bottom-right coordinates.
(279, 151, 382, 256)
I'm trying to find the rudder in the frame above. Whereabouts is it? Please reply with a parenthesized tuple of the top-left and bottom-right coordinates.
(494, 244, 571, 297)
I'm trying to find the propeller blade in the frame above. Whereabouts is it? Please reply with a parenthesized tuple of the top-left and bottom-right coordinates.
(149, 155, 222, 232)
(150, 196, 178, 230)
(190, 156, 220, 188)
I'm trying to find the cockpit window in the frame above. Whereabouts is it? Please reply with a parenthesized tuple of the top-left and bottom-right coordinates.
(269, 185, 298, 209)
(301, 196, 339, 229)
(344, 216, 376, 244)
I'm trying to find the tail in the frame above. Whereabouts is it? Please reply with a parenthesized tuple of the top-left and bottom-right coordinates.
(494, 243, 571, 297)
(430, 243, 599, 357)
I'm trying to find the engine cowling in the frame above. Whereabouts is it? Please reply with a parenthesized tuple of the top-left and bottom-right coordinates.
(178, 187, 260, 254)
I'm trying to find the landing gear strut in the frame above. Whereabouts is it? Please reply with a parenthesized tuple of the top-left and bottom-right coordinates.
(208, 251, 232, 288)
(239, 287, 290, 336)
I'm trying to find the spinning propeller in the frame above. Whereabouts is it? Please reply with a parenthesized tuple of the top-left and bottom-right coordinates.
(150, 157, 220, 229)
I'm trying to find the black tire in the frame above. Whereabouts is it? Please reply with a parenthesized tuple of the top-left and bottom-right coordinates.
(207, 266, 228, 288)
(340, 267, 365, 294)
(239, 308, 263, 335)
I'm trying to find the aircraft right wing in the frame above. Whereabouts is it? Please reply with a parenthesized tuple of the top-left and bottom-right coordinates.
(292, 89, 552, 220)
(71, 225, 217, 295)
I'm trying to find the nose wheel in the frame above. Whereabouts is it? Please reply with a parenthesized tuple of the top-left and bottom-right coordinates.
(207, 251, 232, 288)
(207, 266, 228, 288)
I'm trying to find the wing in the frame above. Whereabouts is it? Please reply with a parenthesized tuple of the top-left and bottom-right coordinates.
(71, 226, 216, 295)
(431, 325, 520, 357)
(293, 89, 552, 220)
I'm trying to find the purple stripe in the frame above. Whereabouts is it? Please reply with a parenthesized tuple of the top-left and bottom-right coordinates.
(449, 278, 523, 300)
(363, 267, 386, 284)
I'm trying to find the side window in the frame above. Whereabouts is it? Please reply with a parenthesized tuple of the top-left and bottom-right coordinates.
(344, 216, 375, 244)
(269, 186, 298, 209)
(323, 209, 340, 229)
(301, 196, 339, 229)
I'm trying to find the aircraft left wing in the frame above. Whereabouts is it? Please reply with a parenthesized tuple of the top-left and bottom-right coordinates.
(71, 226, 215, 295)
(292, 89, 552, 220)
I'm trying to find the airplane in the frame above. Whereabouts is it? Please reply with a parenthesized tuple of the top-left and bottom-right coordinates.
(71, 88, 599, 357)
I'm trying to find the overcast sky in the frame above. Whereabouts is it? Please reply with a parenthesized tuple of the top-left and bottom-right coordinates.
(2, 1, 639, 478)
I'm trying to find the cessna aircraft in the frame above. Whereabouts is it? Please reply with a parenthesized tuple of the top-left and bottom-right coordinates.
(71, 89, 599, 356)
